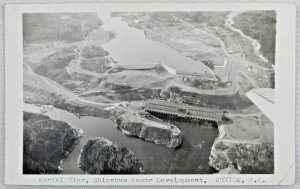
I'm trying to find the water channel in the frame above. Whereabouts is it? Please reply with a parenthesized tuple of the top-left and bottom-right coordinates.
(24, 103, 218, 174)
(98, 12, 214, 75)
(23, 12, 222, 174)
(225, 11, 269, 63)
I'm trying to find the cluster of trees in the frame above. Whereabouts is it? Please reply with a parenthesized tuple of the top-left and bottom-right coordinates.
(23, 112, 82, 174)
(226, 143, 274, 174)
(78, 137, 144, 174)
(81, 45, 108, 58)
(81, 57, 112, 74)
(34, 46, 77, 80)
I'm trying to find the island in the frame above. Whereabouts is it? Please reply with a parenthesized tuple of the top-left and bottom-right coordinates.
(23, 112, 83, 174)
(23, 11, 275, 174)
(78, 137, 144, 174)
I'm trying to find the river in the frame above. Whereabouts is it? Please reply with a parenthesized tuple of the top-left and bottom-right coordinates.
(225, 11, 269, 63)
(23, 11, 221, 174)
(97, 12, 214, 75)
(24, 103, 218, 174)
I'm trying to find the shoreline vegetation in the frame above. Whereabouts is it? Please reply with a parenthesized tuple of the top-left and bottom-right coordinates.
(78, 137, 145, 174)
(23, 11, 275, 174)
(232, 11, 276, 65)
(23, 112, 83, 174)
(115, 11, 275, 87)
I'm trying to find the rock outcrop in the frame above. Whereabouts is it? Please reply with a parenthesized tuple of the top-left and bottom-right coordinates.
(209, 125, 274, 174)
(113, 111, 183, 148)
(23, 112, 83, 174)
(209, 141, 274, 174)
(78, 137, 144, 174)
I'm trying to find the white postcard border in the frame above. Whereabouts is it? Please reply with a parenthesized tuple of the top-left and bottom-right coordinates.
(5, 3, 296, 185)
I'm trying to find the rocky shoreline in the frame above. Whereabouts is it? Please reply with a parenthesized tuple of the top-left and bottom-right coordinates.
(24, 101, 274, 174)
(24, 86, 273, 174)
(78, 137, 144, 174)
(24, 90, 274, 174)
(23, 112, 83, 174)
(116, 113, 183, 148)
(25, 88, 184, 150)
(111, 105, 183, 148)
(209, 125, 274, 174)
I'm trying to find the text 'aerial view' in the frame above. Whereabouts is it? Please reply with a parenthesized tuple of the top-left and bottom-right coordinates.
(23, 10, 276, 175)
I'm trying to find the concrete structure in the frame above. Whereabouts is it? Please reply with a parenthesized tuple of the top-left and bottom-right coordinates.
(110, 62, 215, 81)
(161, 64, 177, 74)
(177, 71, 218, 82)
(145, 99, 223, 122)
(109, 63, 177, 74)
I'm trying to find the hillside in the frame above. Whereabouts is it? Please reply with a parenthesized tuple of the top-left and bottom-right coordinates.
(23, 112, 83, 174)
(23, 12, 102, 43)
(233, 11, 276, 64)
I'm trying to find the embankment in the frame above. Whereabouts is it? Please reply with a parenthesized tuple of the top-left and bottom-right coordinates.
(24, 85, 111, 118)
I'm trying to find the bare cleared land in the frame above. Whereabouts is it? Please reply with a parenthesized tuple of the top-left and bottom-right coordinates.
(23, 11, 275, 174)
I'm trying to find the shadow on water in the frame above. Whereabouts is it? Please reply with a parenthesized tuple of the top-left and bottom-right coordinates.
(148, 113, 219, 174)
(24, 103, 219, 174)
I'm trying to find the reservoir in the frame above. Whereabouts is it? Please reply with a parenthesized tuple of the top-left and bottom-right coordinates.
(97, 12, 214, 75)
(24, 103, 218, 174)
(22, 12, 220, 174)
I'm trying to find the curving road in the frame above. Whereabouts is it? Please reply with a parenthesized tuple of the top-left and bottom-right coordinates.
(24, 62, 119, 107)
(170, 14, 229, 68)
(170, 13, 267, 89)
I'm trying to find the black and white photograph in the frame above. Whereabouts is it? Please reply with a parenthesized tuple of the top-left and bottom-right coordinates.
(4, 3, 296, 186)
(22, 9, 276, 175)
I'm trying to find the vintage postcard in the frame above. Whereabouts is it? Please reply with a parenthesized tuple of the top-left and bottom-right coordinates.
(5, 3, 295, 186)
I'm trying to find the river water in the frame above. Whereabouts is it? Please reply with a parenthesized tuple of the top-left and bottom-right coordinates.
(24, 103, 218, 174)
(225, 11, 269, 63)
(23, 12, 222, 174)
(97, 12, 213, 75)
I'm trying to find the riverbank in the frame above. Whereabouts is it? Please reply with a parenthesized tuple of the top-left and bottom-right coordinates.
(24, 102, 219, 174)
(78, 137, 145, 174)
(24, 86, 111, 118)
(23, 112, 83, 174)
(209, 121, 274, 174)
(144, 32, 217, 81)
(115, 11, 274, 88)
(231, 11, 276, 65)
(112, 105, 183, 148)
(22, 11, 274, 175)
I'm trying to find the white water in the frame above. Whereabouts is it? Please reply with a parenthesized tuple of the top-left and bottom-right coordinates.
(225, 11, 269, 63)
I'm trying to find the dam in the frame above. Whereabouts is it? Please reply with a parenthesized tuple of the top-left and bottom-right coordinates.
(145, 100, 223, 122)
